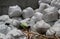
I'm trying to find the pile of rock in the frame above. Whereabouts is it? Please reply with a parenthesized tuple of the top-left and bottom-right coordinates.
(1, 0, 60, 39)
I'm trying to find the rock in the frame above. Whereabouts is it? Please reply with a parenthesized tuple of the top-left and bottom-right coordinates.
(8, 5, 22, 17)
(0, 24, 12, 34)
(34, 12, 43, 21)
(6, 29, 26, 39)
(29, 12, 43, 26)
(12, 17, 22, 21)
(43, 7, 58, 22)
(0, 15, 9, 22)
(20, 18, 30, 23)
(28, 16, 36, 26)
(58, 9, 60, 19)
(38, 0, 52, 4)
(5, 19, 20, 28)
(51, 0, 60, 9)
(47, 21, 56, 26)
(31, 20, 51, 34)
(35, 3, 51, 13)
(23, 7, 34, 18)
(0, 33, 5, 39)
(46, 21, 60, 36)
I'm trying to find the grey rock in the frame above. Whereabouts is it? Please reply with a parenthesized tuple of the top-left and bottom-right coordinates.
(0, 33, 5, 39)
(43, 7, 58, 22)
(23, 7, 34, 18)
(35, 3, 51, 13)
(12, 17, 22, 21)
(0, 24, 12, 34)
(58, 9, 60, 19)
(5, 19, 20, 28)
(51, 0, 60, 9)
(0, 15, 10, 22)
(46, 24, 60, 36)
(31, 20, 51, 34)
(8, 5, 22, 17)
(6, 29, 26, 39)
(38, 0, 52, 4)
(29, 12, 43, 26)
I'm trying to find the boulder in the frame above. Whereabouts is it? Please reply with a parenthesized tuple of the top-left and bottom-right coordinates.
(51, 0, 60, 9)
(0, 15, 9, 22)
(35, 3, 51, 13)
(8, 5, 22, 17)
(6, 29, 26, 39)
(5, 19, 20, 28)
(43, 7, 58, 22)
(12, 17, 22, 21)
(46, 24, 60, 36)
(38, 0, 52, 4)
(0, 33, 5, 39)
(31, 20, 51, 34)
(23, 7, 34, 18)
(29, 12, 43, 26)
(0, 24, 12, 34)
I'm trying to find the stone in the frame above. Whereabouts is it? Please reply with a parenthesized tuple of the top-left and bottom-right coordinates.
(0, 24, 12, 34)
(46, 24, 60, 36)
(31, 20, 51, 34)
(43, 7, 58, 22)
(0, 33, 5, 39)
(38, 0, 52, 4)
(6, 29, 26, 39)
(35, 3, 51, 13)
(0, 15, 9, 22)
(58, 9, 60, 19)
(51, 0, 60, 9)
(28, 16, 36, 26)
(5, 19, 20, 28)
(23, 7, 34, 18)
(34, 12, 43, 21)
(29, 12, 43, 26)
(12, 17, 22, 21)
(8, 5, 22, 17)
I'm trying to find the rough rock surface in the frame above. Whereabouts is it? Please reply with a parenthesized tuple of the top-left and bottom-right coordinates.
(8, 5, 22, 17)
(5, 29, 26, 39)
(31, 20, 51, 34)
(23, 7, 34, 18)
(43, 7, 58, 22)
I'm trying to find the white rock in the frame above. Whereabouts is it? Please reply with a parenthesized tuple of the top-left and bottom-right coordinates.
(0, 15, 9, 22)
(8, 5, 22, 17)
(51, 0, 60, 9)
(34, 12, 43, 21)
(29, 12, 43, 26)
(46, 23, 60, 36)
(28, 16, 36, 26)
(6, 29, 26, 39)
(38, 0, 52, 4)
(43, 7, 58, 22)
(23, 7, 34, 18)
(36, 3, 51, 13)
(0, 24, 12, 34)
(31, 20, 51, 33)
(0, 33, 5, 39)
(54, 19, 60, 24)
(12, 17, 22, 21)
(5, 19, 20, 28)
(20, 18, 30, 23)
